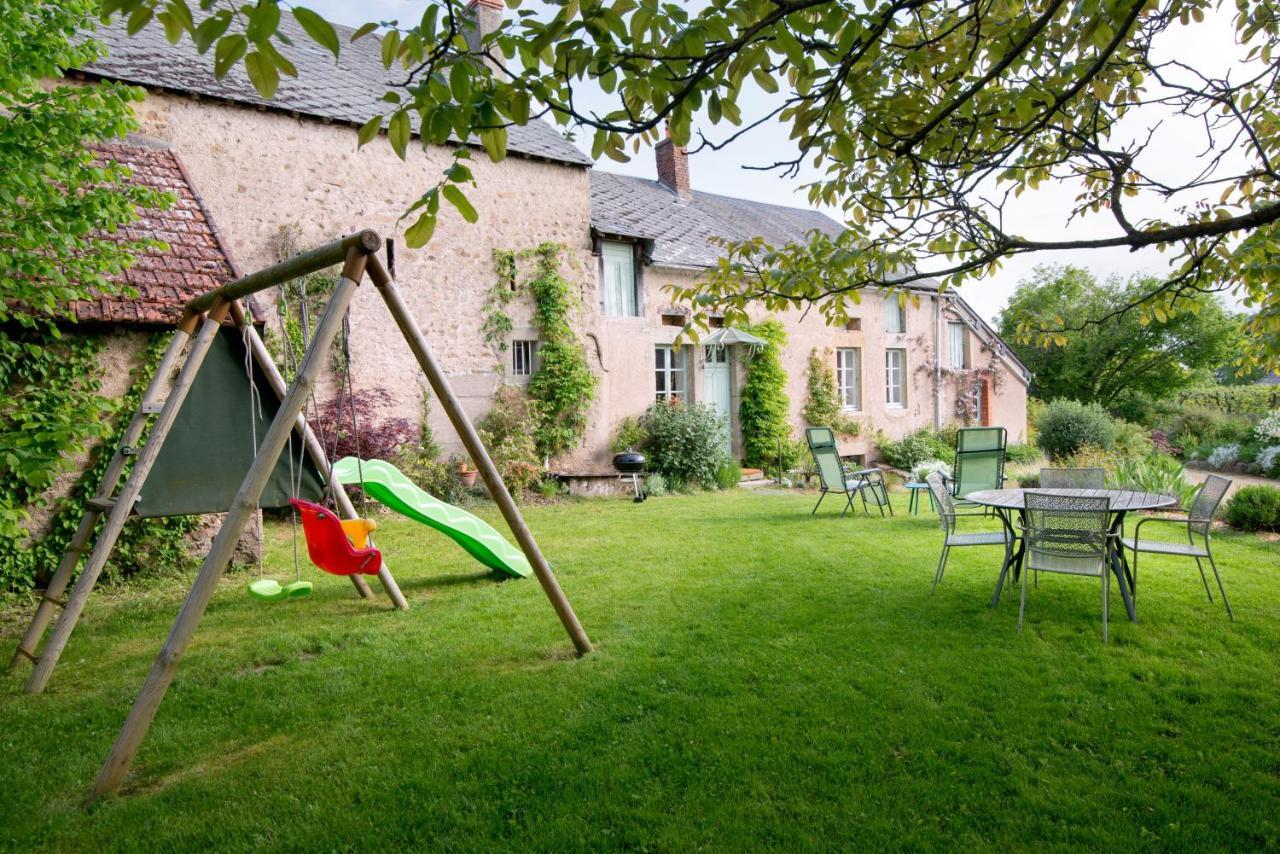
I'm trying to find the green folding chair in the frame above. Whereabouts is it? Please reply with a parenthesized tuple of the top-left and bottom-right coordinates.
(949, 427, 1006, 509)
(806, 427, 892, 517)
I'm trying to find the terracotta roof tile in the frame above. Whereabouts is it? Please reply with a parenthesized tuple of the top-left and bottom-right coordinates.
(69, 142, 236, 326)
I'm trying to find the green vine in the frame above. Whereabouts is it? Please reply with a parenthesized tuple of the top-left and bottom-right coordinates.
(525, 243, 596, 458)
(802, 348, 862, 437)
(1, 331, 199, 597)
(483, 249, 517, 365)
(489, 243, 596, 460)
(739, 318, 796, 470)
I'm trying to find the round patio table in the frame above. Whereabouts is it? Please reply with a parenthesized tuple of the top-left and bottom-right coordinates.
(964, 488, 1177, 622)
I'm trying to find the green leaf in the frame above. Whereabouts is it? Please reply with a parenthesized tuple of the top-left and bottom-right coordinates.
(244, 51, 280, 98)
(480, 127, 507, 162)
(292, 8, 340, 59)
(442, 184, 478, 223)
(126, 6, 153, 35)
(388, 110, 410, 159)
(246, 1, 281, 43)
(357, 114, 383, 147)
(193, 13, 232, 52)
(381, 30, 401, 68)
(351, 22, 378, 41)
(214, 35, 248, 80)
(404, 211, 437, 247)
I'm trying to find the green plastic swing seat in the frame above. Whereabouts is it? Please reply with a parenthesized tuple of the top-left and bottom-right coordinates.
(246, 578, 313, 602)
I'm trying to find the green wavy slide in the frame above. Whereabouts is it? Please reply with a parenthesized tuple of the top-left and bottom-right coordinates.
(332, 457, 533, 579)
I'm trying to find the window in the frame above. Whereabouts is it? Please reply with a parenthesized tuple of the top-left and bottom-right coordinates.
(884, 297, 906, 334)
(601, 240, 639, 316)
(885, 348, 906, 408)
(948, 321, 966, 368)
(511, 339, 534, 376)
(836, 348, 861, 410)
(655, 345, 686, 400)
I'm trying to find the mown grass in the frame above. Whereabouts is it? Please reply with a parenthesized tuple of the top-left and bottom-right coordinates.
(2, 489, 1278, 850)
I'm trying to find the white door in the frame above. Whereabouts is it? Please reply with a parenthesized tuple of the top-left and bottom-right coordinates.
(704, 345, 732, 454)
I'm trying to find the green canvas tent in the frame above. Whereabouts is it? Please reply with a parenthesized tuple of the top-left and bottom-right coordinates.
(134, 326, 324, 517)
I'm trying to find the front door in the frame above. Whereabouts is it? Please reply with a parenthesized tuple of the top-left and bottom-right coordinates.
(704, 345, 732, 454)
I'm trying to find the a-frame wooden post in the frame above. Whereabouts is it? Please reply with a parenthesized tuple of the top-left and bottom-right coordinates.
(366, 255, 593, 656)
(9, 311, 196, 675)
(22, 302, 232, 694)
(91, 240, 375, 799)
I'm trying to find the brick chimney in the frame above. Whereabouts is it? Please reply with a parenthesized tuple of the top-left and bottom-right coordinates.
(655, 134, 691, 200)
(463, 0, 504, 53)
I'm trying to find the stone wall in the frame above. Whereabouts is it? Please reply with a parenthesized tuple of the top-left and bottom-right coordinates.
(130, 90, 596, 460)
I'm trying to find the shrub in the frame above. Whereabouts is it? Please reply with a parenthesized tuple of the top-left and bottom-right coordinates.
(1005, 443, 1043, 465)
(643, 473, 668, 497)
(1177, 385, 1280, 418)
(640, 399, 729, 488)
(1255, 411, 1280, 443)
(1207, 443, 1241, 470)
(1035, 400, 1117, 461)
(1225, 485, 1280, 532)
(1165, 405, 1253, 447)
(912, 459, 951, 482)
(312, 388, 416, 462)
(879, 429, 953, 471)
(1257, 445, 1280, 478)
(739, 319, 792, 468)
(393, 449, 470, 506)
(1149, 429, 1181, 457)
(1108, 454, 1199, 509)
(611, 416, 648, 453)
(714, 460, 743, 490)
(1112, 419, 1155, 461)
(1017, 472, 1041, 488)
(478, 386, 543, 497)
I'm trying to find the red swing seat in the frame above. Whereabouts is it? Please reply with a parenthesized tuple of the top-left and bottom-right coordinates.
(289, 499, 383, 576)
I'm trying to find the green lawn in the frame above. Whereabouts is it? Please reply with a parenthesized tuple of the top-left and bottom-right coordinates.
(2, 489, 1278, 850)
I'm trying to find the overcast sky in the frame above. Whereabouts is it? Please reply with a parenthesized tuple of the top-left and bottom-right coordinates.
(304, 1, 1248, 324)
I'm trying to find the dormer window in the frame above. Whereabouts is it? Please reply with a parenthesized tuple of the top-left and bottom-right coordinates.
(600, 240, 640, 317)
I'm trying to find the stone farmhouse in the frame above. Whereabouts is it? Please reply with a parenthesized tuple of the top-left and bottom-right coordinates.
(71, 2, 1029, 479)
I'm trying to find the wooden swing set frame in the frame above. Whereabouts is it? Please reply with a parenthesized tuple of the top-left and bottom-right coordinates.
(8, 230, 592, 800)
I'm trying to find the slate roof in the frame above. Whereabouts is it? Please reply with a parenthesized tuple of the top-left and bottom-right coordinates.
(590, 171, 843, 269)
(69, 142, 236, 325)
(79, 16, 592, 168)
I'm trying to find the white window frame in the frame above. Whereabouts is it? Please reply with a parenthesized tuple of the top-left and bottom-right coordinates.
(601, 240, 639, 317)
(836, 347, 861, 411)
(948, 321, 966, 369)
(885, 348, 906, 408)
(655, 345, 686, 401)
(884, 297, 906, 334)
(511, 339, 535, 377)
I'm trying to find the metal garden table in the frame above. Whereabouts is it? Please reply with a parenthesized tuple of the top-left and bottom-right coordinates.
(965, 488, 1178, 622)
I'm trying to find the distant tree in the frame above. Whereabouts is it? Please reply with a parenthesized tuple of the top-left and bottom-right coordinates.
(997, 265, 1240, 410)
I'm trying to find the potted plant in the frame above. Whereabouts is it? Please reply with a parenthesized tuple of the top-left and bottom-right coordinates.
(456, 459, 479, 488)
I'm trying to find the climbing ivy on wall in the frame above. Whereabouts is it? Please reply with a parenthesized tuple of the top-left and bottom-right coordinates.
(0, 331, 198, 597)
(488, 243, 596, 460)
(483, 249, 517, 365)
(525, 243, 596, 459)
(262, 224, 344, 380)
(739, 318, 794, 470)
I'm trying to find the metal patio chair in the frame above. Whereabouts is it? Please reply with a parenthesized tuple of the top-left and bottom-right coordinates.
(806, 427, 893, 517)
(1019, 491, 1113, 641)
(925, 472, 1013, 594)
(1119, 474, 1233, 619)
(1040, 467, 1106, 489)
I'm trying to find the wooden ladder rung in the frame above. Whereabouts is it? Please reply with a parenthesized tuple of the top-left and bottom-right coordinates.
(140, 401, 166, 414)
(41, 594, 67, 608)
(14, 646, 37, 663)
(86, 496, 116, 511)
